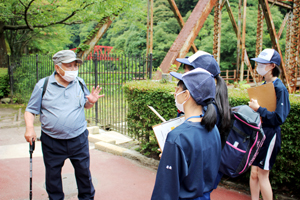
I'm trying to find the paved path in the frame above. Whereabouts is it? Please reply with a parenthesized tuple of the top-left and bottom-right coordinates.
(0, 108, 251, 200)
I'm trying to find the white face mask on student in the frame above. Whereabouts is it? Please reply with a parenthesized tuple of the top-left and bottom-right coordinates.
(58, 65, 78, 82)
(256, 63, 271, 76)
(175, 90, 190, 113)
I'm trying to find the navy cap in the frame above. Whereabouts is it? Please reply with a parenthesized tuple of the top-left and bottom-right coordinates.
(176, 51, 221, 77)
(170, 68, 215, 106)
(250, 49, 281, 66)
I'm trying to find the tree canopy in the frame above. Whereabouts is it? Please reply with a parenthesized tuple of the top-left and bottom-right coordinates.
(0, 0, 136, 57)
(100, 0, 287, 69)
(0, 0, 289, 71)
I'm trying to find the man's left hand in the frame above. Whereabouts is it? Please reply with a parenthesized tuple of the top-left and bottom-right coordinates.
(86, 85, 105, 105)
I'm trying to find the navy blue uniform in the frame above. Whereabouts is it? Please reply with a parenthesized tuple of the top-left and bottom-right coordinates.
(253, 78, 290, 170)
(151, 120, 221, 200)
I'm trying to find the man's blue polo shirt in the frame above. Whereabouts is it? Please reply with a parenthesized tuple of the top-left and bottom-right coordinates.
(26, 72, 90, 139)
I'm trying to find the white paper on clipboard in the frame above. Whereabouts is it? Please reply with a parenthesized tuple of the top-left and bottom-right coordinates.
(152, 117, 185, 151)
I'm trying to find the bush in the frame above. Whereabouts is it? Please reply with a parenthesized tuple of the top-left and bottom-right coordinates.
(124, 81, 300, 197)
(123, 80, 177, 156)
(0, 68, 10, 98)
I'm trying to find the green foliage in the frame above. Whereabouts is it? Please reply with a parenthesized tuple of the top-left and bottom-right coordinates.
(123, 80, 176, 155)
(124, 82, 300, 196)
(1, 0, 138, 56)
(233, 80, 251, 89)
(0, 68, 10, 98)
(273, 95, 300, 195)
(100, 0, 287, 71)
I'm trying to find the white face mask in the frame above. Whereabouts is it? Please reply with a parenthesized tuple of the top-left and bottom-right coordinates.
(58, 65, 78, 82)
(175, 90, 190, 113)
(256, 63, 270, 76)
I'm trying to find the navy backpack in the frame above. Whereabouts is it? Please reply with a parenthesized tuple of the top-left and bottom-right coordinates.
(219, 105, 266, 178)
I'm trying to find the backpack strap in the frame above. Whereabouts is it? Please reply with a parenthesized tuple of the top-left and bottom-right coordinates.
(77, 78, 84, 93)
(232, 126, 250, 142)
(42, 76, 50, 98)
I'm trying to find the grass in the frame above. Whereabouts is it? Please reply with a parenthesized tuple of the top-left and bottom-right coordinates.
(0, 68, 7, 76)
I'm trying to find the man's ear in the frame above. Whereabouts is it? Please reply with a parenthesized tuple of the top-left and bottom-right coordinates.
(54, 64, 62, 75)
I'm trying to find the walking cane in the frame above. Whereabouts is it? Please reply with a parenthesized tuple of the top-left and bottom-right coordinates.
(29, 139, 35, 200)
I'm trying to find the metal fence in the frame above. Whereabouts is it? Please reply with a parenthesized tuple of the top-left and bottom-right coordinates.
(8, 53, 153, 135)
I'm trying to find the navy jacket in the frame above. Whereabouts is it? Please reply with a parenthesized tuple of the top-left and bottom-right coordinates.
(257, 78, 290, 129)
(151, 121, 221, 200)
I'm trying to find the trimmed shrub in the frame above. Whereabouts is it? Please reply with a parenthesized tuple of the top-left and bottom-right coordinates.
(0, 68, 10, 98)
(123, 80, 177, 156)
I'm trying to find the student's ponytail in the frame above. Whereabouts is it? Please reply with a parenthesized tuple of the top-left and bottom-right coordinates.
(215, 75, 231, 134)
(201, 99, 217, 132)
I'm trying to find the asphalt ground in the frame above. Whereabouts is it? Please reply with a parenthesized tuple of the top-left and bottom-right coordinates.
(0, 107, 252, 200)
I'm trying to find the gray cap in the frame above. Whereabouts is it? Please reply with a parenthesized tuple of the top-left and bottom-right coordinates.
(52, 50, 83, 65)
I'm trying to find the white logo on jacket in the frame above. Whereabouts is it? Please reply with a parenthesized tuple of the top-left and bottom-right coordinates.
(166, 165, 172, 170)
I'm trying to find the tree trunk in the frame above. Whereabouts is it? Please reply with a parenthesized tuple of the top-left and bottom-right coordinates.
(0, 22, 8, 68)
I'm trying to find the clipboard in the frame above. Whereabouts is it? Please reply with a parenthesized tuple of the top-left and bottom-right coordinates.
(152, 116, 185, 151)
(247, 82, 276, 112)
(148, 105, 185, 151)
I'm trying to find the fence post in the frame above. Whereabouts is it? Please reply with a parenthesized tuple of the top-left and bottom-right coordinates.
(93, 53, 99, 125)
(7, 55, 13, 96)
(36, 54, 39, 82)
(149, 53, 153, 79)
(234, 69, 237, 82)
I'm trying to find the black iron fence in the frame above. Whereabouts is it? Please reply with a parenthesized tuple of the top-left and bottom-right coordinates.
(8, 53, 153, 135)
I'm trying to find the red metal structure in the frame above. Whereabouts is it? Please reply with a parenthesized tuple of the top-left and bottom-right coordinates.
(70, 45, 114, 60)
(155, 0, 300, 93)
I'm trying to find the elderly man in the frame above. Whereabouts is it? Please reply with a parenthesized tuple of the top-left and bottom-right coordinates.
(24, 50, 103, 200)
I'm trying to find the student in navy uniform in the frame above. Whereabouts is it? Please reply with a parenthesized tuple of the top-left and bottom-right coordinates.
(176, 51, 231, 145)
(151, 68, 221, 200)
(175, 51, 231, 197)
(248, 49, 290, 200)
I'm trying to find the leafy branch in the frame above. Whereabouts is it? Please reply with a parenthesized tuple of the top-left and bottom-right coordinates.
(3, 1, 94, 31)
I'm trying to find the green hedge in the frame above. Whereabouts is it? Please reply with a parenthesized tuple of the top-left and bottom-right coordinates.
(0, 68, 10, 98)
(123, 80, 177, 154)
(124, 80, 300, 196)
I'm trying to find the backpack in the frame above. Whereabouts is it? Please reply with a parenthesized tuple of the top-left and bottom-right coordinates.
(219, 105, 265, 178)
(42, 76, 84, 98)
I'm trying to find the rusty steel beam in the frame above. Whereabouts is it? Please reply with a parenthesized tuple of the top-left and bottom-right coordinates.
(285, 12, 293, 84)
(146, 0, 150, 57)
(225, 0, 256, 84)
(167, 0, 197, 53)
(150, 0, 153, 54)
(240, 0, 247, 82)
(154, 0, 218, 79)
(268, 0, 292, 9)
(259, 0, 291, 93)
(255, 4, 264, 83)
(290, 0, 300, 92)
(237, 0, 242, 79)
(213, 0, 222, 64)
(77, 17, 113, 61)
(278, 12, 290, 39)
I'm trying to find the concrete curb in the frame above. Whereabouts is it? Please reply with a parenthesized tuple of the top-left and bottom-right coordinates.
(94, 141, 159, 170)
(87, 126, 159, 169)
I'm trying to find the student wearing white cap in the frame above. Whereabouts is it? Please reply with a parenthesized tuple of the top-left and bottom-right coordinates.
(24, 50, 104, 199)
(249, 49, 290, 200)
(151, 68, 221, 200)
